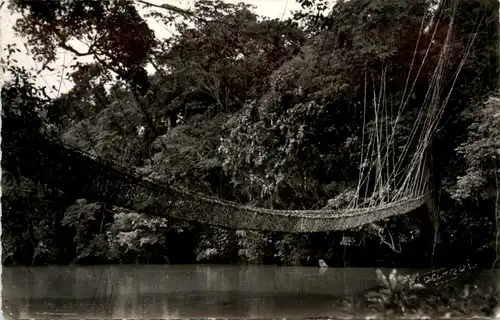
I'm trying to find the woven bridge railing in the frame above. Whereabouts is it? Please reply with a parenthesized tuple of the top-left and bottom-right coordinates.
(2, 127, 430, 232)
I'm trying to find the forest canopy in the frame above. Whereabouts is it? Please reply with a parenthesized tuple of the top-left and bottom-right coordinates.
(2, 0, 500, 267)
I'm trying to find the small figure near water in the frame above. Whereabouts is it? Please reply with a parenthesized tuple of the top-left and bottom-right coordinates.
(318, 259, 329, 268)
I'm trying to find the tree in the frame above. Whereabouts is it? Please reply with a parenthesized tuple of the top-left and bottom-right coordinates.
(9, 0, 156, 95)
(155, 0, 305, 116)
(450, 93, 500, 264)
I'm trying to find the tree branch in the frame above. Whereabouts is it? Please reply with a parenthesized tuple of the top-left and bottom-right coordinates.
(134, 0, 195, 17)
(53, 29, 95, 57)
(134, 0, 241, 27)
(378, 226, 402, 253)
(368, 222, 402, 253)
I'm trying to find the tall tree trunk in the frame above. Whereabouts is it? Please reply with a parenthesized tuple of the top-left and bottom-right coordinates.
(494, 0, 500, 89)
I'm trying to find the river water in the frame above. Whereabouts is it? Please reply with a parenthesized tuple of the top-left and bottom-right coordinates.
(2, 265, 497, 319)
(1, 265, 414, 319)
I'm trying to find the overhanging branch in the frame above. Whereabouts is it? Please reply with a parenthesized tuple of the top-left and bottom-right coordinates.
(135, 0, 195, 18)
(53, 29, 95, 57)
(134, 0, 241, 27)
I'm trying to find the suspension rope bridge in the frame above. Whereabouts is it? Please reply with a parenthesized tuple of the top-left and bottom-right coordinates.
(2, 0, 474, 233)
(1, 123, 431, 233)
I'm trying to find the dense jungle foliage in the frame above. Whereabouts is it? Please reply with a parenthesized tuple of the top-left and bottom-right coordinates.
(2, 0, 500, 267)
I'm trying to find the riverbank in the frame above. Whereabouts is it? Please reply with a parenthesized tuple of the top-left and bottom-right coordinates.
(357, 268, 500, 318)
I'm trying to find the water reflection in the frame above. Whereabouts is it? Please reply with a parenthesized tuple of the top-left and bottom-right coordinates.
(4, 264, 479, 319)
(2, 265, 389, 318)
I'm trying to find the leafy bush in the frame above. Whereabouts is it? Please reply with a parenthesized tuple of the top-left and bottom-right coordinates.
(106, 209, 170, 263)
(195, 227, 238, 263)
(366, 269, 425, 313)
(275, 234, 312, 266)
(236, 230, 272, 264)
(62, 199, 109, 263)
